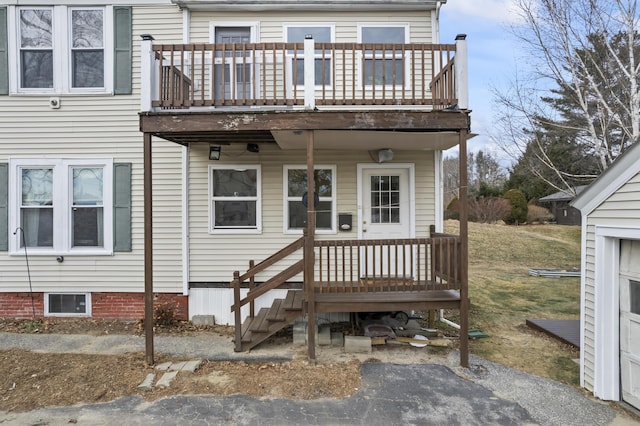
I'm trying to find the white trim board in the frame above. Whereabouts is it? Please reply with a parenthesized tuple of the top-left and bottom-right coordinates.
(592, 226, 640, 401)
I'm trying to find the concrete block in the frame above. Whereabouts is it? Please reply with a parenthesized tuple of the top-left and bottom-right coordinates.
(293, 320, 319, 345)
(181, 360, 202, 373)
(318, 325, 331, 346)
(331, 332, 344, 347)
(293, 321, 307, 345)
(156, 371, 178, 388)
(137, 373, 155, 391)
(192, 315, 215, 326)
(155, 362, 172, 371)
(344, 336, 372, 354)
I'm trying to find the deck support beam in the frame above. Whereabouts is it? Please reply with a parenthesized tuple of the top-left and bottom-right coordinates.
(458, 128, 469, 368)
(143, 132, 155, 366)
(305, 130, 317, 361)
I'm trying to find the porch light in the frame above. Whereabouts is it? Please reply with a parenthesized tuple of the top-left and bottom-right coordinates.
(209, 146, 221, 160)
(376, 148, 394, 163)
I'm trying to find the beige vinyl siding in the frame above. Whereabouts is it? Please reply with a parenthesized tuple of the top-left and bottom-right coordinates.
(581, 172, 640, 391)
(188, 143, 435, 282)
(188, 10, 434, 43)
(0, 4, 184, 294)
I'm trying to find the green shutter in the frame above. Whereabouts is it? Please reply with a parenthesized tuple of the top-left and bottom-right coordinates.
(0, 7, 8, 95)
(113, 6, 132, 95)
(0, 163, 8, 251)
(113, 163, 132, 252)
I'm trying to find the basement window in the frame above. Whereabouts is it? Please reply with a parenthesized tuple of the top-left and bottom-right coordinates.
(45, 293, 91, 316)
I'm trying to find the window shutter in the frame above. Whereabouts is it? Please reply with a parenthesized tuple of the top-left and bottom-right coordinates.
(0, 163, 8, 251)
(113, 163, 132, 252)
(113, 6, 132, 95)
(0, 7, 8, 95)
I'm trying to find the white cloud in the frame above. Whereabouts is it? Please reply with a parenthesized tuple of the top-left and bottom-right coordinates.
(442, 0, 523, 24)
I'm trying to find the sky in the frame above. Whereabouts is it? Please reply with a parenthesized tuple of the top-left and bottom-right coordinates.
(439, 0, 523, 165)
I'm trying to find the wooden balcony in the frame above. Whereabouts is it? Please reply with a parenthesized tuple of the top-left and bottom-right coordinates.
(142, 37, 465, 111)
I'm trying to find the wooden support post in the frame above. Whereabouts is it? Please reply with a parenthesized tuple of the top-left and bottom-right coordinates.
(249, 260, 255, 318)
(305, 130, 316, 361)
(143, 132, 154, 366)
(458, 128, 470, 368)
(233, 271, 242, 352)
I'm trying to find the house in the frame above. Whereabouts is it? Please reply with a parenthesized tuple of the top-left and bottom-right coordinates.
(0, 0, 471, 365)
(571, 142, 640, 410)
(539, 186, 587, 226)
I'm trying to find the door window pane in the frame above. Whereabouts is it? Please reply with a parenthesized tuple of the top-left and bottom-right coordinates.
(214, 27, 252, 99)
(631, 280, 640, 315)
(370, 175, 400, 224)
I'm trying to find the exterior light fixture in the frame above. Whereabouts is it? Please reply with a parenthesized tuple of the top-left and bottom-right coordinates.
(209, 146, 221, 160)
(377, 148, 394, 163)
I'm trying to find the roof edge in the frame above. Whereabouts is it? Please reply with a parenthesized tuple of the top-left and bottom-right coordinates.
(172, 0, 444, 11)
(571, 142, 640, 214)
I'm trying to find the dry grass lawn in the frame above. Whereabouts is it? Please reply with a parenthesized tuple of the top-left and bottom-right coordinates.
(444, 220, 581, 385)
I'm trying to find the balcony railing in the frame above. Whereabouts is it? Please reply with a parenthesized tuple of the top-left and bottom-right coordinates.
(141, 37, 467, 111)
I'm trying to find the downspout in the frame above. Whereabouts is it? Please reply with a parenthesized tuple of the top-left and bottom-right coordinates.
(433, 1, 442, 44)
(434, 150, 443, 232)
(181, 8, 190, 296)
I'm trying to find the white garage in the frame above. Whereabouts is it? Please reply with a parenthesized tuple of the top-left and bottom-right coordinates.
(572, 142, 640, 409)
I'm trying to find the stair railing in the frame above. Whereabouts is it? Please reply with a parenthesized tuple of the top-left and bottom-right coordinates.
(231, 235, 305, 351)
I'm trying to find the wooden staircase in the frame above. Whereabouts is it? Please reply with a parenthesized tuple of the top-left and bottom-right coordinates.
(236, 289, 305, 352)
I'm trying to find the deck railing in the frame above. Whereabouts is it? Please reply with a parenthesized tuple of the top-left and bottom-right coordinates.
(314, 236, 461, 293)
(142, 38, 466, 111)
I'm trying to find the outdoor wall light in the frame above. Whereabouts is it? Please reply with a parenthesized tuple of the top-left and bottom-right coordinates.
(371, 148, 394, 163)
(209, 146, 221, 160)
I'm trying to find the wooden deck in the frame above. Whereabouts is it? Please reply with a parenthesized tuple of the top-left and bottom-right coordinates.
(315, 289, 461, 313)
(526, 319, 580, 348)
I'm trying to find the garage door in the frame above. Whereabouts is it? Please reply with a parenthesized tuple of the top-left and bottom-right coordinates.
(620, 240, 640, 410)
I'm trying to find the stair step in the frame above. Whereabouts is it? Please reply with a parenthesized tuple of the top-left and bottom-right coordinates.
(266, 299, 286, 322)
(283, 290, 304, 310)
(248, 308, 270, 332)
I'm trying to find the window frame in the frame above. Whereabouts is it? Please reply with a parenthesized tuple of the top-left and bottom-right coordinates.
(284, 24, 335, 89)
(8, 5, 113, 95)
(283, 164, 337, 235)
(44, 292, 91, 317)
(8, 158, 113, 255)
(208, 164, 262, 234)
(357, 23, 410, 89)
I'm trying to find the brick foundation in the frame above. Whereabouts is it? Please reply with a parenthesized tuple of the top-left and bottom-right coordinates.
(0, 292, 188, 321)
(0, 293, 44, 318)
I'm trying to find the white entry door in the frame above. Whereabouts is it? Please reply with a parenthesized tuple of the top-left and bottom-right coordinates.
(359, 165, 413, 278)
(620, 239, 640, 410)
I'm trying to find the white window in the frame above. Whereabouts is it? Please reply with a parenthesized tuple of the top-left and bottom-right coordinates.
(358, 24, 409, 87)
(284, 165, 336, 234)
(45, 293, 91, 317)
(10, 6, 112, 94)
(285, 25, 333, 87)
(9, 158, 113, 255)
(209, 165, 261, 233)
